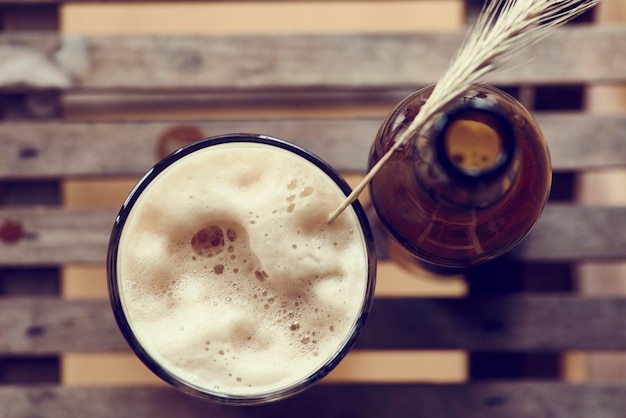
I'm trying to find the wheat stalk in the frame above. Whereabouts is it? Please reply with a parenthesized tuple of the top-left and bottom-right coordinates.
(328, 0, 600, 223)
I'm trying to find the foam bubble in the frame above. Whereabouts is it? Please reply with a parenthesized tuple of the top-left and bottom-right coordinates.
(191, 226, 225, 257)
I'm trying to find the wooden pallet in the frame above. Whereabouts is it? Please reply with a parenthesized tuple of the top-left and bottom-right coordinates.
(1, 1, 625, 417)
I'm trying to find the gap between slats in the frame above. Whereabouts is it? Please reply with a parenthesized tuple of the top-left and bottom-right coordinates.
(61, 351, 467, 386)
(61, 1, 464, 35)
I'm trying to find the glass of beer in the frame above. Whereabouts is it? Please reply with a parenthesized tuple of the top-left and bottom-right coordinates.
(107, 133, 376, 405)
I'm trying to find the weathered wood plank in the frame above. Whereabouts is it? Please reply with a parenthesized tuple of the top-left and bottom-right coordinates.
(2, 383, 626, 418)
(514, 205, 626, 262)
(2, 296, 626, 354)
(0, 297, 125, 353)
(1, 26, 624, 92)
(0, 207, 112, 265)
(54, 26, 626, 88)
(0, 114, 624, 178)
(0, 119, 379, 177)
(538, 113, 626, 171)
(359, 296, 626, 351)
(0, 32, 60, 53)
(0, 34, 67, 91)
(1, 205, 623, 265)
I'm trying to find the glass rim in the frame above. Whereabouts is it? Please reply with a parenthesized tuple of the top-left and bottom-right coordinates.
(106, 133, 377, 405)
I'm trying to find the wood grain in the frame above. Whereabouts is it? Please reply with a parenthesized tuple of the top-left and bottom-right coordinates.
(0, 114, 624, 179)
(0, 207, 112, 265)
(1, 26, 624, 92)
(1, 383, 626, 418)
(2, 296, 626, 354)
(513, 205, 626, 262)
(1, 205, 623, 265)
(1, 0, 624, 415)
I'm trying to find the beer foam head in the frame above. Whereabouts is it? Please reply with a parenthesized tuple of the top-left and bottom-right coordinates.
(114, 139, 373, 401)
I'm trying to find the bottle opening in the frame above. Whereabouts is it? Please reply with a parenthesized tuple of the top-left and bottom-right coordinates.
(444, 111, 504, 175)
(435, 104, 515, 182)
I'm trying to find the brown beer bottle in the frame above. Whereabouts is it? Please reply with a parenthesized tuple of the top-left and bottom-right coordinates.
(368, 84, 551, 271)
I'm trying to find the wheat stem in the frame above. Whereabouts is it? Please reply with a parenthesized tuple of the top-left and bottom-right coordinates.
(327, 0, 600, 223)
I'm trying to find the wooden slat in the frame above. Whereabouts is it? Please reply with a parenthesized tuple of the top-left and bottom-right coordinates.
(359, 296, 626, 351)
(1, 383, 626, 418)
(0, 32, 60, 53)
(2, 296, 626, 354)
(514, 205, 626, 262)
(1, 26, 624, 92)
(538, 113, 626, 171)
(0, 114, 624, 179)
(0, 298, 125, 354)
(0, 119, 378, 177)
(0, 207, 111, 265)
(1, 205, 623, 265)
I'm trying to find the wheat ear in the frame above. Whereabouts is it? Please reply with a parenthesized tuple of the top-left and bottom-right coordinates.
(328, 0, 600, 223)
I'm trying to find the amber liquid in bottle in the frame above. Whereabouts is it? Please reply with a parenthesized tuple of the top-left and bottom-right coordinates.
(369, 85, 552, 270)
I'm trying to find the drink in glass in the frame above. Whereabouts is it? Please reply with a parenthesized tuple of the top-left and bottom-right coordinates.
(107, 133, 376, 404)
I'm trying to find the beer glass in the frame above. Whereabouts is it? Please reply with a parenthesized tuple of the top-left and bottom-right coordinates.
(107, 133, 376, 405)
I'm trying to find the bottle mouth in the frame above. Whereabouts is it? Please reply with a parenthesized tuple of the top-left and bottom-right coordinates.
(433, 102, 516, 183)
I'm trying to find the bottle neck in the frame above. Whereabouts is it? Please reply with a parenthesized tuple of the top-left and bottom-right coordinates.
(412, 101, 518, 210)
